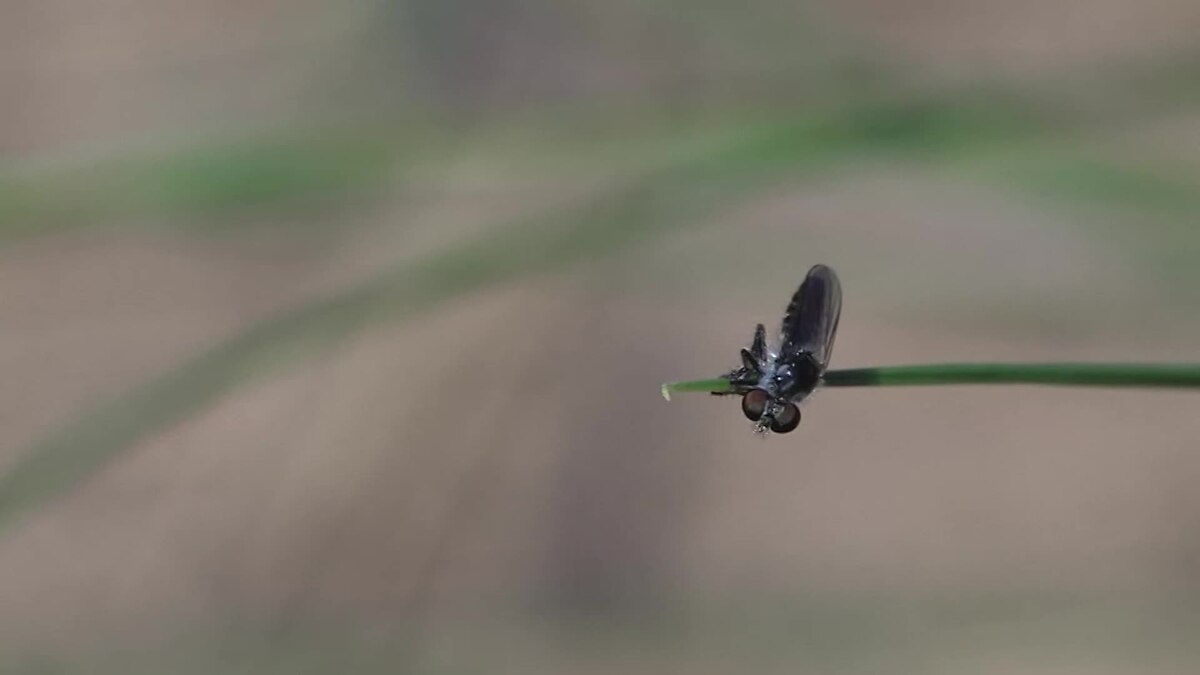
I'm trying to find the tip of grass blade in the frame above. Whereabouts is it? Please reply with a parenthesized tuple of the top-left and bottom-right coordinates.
(660, 377, 734, 399)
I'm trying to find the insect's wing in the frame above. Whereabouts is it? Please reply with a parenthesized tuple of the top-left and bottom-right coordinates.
(780, 265, 842, 369)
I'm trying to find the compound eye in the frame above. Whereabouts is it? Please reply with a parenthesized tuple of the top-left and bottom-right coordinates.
(741, 389, 770, 421)
(770, 403, 802, 434)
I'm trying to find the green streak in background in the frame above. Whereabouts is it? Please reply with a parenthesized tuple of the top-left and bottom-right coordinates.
(0, 119, 852, 536)
(0, 132, 399, 239)
(3, 51, 1200, 243)
(132, 137, 395, 216)
(5, 72, 1200, 242)
(825, 363, 1200, 389)
(964, 151, 1200, 221)
(961, 151, 1200, 295)
(6, 57, 1200, 533)
(0, 82, 1095, 243)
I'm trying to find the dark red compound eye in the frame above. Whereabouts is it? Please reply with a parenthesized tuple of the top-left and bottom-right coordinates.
(769, 403, 801, 434)
(741, 389, 770, 421)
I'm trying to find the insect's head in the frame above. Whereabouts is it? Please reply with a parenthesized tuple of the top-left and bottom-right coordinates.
(740, 387, 801, 434)
(727, 323, 801, 434)
(720, 323, 804, 434)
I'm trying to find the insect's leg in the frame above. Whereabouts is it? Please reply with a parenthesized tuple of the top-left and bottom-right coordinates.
(739, 349, 762, 376)
(750, 323, 767, 361)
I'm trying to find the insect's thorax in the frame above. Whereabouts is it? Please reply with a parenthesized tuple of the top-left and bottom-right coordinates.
(760, 350, 823, 401)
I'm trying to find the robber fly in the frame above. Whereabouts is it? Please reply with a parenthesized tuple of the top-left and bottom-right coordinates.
(716, 264, 842, 434)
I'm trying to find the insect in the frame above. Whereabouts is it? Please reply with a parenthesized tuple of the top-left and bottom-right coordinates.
(715, 264, 841, 434)
(662, 266, 1200, 435)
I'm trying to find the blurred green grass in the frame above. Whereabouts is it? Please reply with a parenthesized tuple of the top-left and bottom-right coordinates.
(0, 131, 401, 239)
(3, 74, 1200, 537)
(5, 70, 1199, 242)
(0, 115, 846, 535)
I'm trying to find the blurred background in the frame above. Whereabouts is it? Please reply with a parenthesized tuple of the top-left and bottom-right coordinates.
(2, 0, 1200, 672)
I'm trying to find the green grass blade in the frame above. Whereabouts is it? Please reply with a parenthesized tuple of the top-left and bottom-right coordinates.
(661, 378, 733, 400)
(662, 363, 1200, 398)
(823, 363, 1200, 389)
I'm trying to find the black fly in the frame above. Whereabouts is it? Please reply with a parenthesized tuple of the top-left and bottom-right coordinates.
(716, 265, 842, 434)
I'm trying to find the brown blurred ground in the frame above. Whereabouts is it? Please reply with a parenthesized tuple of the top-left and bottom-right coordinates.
(2, 1, 1200, 673)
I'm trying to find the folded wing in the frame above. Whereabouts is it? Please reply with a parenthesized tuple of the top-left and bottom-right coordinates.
(780, 264, 842, 370)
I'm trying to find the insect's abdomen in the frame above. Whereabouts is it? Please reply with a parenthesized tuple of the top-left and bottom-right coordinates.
(780, 264, 842, 369)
